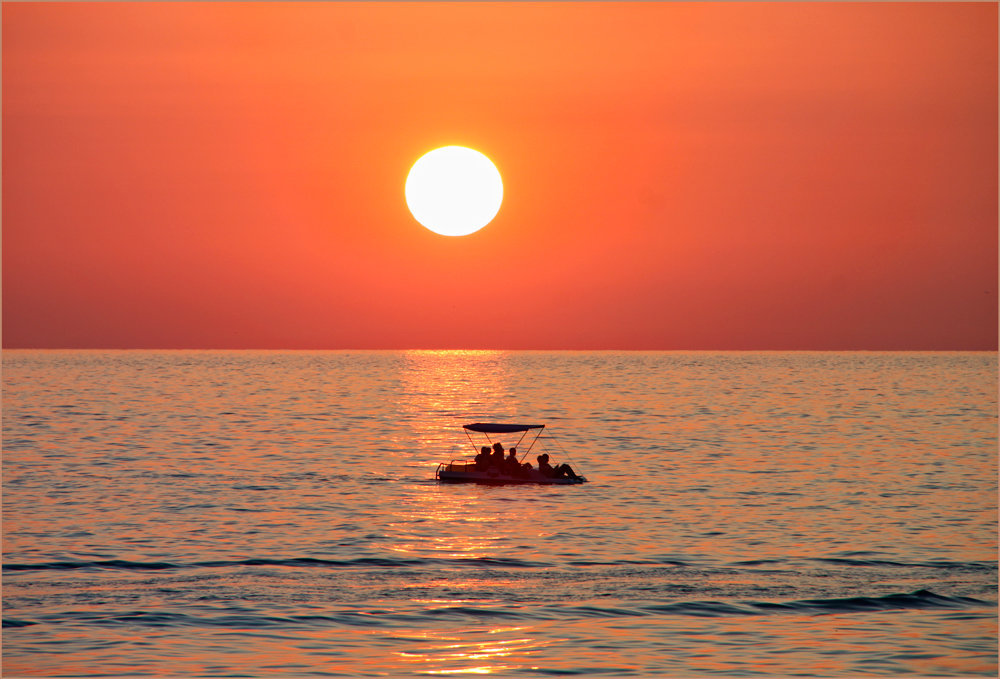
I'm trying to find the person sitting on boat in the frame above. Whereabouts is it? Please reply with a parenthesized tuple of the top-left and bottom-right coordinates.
(475, 446, 491, 471)
(505, 447, 525, 477)
(491, 442, 506, 469)
(536, 453, 580, 479)
(536, 453, 555, 477)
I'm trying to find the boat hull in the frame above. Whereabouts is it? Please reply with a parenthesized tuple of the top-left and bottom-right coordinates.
(436, 467, 587, 485)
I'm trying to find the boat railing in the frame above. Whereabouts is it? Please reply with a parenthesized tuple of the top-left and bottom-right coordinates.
(436, 460, 477, 477)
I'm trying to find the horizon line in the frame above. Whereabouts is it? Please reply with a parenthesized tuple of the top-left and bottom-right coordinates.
(3, 346, 997, 353)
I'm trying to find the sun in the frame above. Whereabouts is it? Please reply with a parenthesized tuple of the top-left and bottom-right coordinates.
(405, 146, 503, 237)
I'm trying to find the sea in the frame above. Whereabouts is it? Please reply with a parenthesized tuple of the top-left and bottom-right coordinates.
(2, 350, 997, 677)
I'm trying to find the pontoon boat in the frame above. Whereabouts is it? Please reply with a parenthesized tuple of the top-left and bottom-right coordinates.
(435, 423, 588, 485)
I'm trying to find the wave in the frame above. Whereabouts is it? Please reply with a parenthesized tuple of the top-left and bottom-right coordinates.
(744, 589, 995, 614)
(811, 557, 997, 572)
(6, 554, 993, 575)
(731, 557, 997, 572)
(2, 555, 549, 573)
(4, 590, 993, 633)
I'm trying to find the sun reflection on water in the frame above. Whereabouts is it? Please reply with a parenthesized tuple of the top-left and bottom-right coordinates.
(387, 352, 558, 673)
(397, 627, 552, 675)
(392, 350, 520, 462)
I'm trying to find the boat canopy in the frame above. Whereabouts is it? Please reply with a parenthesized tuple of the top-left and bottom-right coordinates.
(463, 423, 546, 434)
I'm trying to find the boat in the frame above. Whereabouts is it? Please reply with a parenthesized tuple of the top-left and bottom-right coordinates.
(435, 422, 588, 485)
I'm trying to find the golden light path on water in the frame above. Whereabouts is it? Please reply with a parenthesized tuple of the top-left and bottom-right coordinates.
(386, 350, 561, 674)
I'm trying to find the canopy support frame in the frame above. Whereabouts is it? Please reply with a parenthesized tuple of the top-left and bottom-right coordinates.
(461, 423, 545, 461)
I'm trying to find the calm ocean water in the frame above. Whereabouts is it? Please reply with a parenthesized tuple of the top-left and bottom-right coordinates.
(2, 350, 997, 676)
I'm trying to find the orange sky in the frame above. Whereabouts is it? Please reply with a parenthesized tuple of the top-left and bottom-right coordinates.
(3, 2, 997, 350)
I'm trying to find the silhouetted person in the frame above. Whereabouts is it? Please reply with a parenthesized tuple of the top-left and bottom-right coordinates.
(505, 447, 523, 477)
(536, 453, 554, 477)
(536, 453, 579, 479)
(491, 442, 506, 469)
(475, 446, 491, 471)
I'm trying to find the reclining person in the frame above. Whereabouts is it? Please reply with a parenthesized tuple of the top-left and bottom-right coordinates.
(536, 453, 580, 479)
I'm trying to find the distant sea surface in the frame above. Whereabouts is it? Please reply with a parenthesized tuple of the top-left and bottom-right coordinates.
(3, 350, 997, 676)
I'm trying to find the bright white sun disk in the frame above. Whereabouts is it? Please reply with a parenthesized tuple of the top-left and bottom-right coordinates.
(405, 146, 503, 237)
